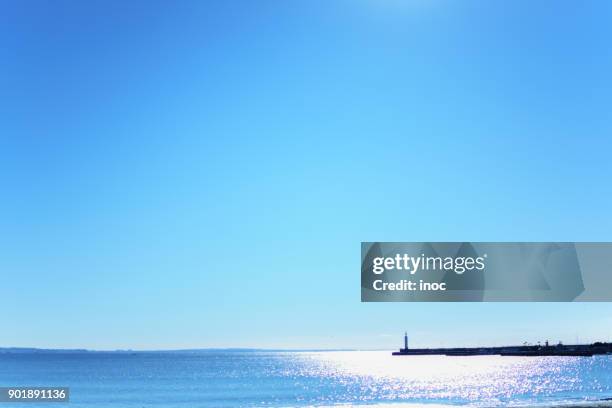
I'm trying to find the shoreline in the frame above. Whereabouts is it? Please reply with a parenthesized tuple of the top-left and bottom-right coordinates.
(313, 402, 612, 408)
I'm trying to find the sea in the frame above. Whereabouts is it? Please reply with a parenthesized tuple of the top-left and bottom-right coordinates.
(0, 350, 610, 407)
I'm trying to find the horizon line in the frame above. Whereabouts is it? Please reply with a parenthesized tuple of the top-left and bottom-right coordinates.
(0, 346, 383, 353)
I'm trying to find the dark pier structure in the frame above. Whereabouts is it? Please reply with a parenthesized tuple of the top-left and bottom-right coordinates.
(393, 333, 612, 357)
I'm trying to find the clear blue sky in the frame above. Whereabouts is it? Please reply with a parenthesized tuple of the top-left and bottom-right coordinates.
(1, 0, 611, 350)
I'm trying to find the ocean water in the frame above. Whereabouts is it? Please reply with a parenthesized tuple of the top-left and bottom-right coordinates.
(0, 350, 610, 407)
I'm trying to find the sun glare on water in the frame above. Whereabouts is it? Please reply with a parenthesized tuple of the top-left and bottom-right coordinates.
(285, 351, 605, 406)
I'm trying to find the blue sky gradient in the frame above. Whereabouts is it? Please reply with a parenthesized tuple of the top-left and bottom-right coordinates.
(1, 0, 612, 349)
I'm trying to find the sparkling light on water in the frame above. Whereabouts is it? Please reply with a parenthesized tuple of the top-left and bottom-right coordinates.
(278, 351, 612, 406)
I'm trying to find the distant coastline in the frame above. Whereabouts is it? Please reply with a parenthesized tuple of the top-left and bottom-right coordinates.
(0, 347, 361, 354)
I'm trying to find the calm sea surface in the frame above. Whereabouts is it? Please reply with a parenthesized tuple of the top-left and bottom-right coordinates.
(0, 351, 610, 407)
